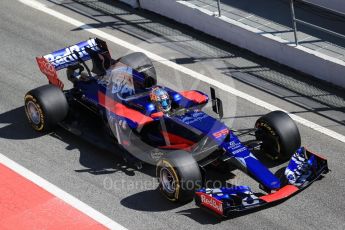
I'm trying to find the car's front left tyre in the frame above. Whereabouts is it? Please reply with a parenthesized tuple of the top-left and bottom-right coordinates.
(255, 110, 301, 162)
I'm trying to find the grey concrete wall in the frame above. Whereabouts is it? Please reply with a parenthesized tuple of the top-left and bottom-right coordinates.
(139, 0, 345, 88)
(307, 0, 345, 14)
(120, 0, 139, 8)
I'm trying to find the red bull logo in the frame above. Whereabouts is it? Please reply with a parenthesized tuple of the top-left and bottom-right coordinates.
(197, 193, 223, 215)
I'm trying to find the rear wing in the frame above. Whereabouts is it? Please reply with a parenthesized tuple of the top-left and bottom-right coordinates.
(36, 38, 110, 89)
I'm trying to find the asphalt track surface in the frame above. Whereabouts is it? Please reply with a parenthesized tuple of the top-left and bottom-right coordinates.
(1, 0, 345, 229)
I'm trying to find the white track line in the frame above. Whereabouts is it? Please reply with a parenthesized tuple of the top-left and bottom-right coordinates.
(0, 153, 127, 230)
(20, 0, 345, 145)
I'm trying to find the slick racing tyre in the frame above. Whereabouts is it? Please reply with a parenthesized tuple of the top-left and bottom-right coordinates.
(24, 85, 68, 132)
(255, 110, 301, 162)
(119, 52, 157, 88)
(156, 151, 202, 203)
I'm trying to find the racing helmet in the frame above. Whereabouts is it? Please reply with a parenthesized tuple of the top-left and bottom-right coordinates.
(150, 87, 171, 113)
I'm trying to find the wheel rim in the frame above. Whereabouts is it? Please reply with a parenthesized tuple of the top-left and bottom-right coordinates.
(26, 101, 40, 125)
(160, 167, 176, 194)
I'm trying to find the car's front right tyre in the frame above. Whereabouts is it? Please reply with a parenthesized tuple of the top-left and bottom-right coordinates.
(156, 151, 202, 203)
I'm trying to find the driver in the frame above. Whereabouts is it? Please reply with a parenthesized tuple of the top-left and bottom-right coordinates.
(150, 87, 171, 113)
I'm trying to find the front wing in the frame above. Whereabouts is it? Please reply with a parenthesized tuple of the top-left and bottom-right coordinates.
(195, 147, 329, 217)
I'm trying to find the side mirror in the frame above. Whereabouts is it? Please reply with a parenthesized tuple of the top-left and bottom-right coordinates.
(210, 87, 223, 119)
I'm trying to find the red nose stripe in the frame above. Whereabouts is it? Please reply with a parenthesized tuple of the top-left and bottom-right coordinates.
(0, 164, 106, 229)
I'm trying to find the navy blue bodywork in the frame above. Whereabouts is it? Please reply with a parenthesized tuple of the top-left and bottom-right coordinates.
(36, 38, 329, 217)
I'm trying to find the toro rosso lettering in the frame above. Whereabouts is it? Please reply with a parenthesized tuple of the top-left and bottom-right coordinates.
(181, 111, 208, 125)
(44, 39, 100, 70)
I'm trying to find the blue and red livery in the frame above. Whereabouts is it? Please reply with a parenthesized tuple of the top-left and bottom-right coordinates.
(26, 38, 329, 218)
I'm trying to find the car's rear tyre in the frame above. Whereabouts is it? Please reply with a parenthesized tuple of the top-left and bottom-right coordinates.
(156, 151, 202, 203)
(119, 52, 157, 88)
(255, 110, 301, 162)
(24, 85, 68, 132)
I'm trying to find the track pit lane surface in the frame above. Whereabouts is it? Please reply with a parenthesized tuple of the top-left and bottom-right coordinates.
(0, 0, 344, 229)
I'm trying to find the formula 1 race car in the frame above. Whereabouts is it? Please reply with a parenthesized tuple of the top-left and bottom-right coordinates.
(25, 38, 329, 217)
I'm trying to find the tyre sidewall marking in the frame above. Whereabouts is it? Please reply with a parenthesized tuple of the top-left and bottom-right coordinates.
(257, 121, 276, 137)
(24, 94, 45, 131)
(157, 159, 180, 201)
(256, 121, 281, 159)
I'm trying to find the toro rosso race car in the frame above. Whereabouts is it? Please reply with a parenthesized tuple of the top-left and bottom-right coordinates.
(25, 38, 329, 217)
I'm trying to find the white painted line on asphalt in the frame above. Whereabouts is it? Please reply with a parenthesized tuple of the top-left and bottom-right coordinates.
(0, 152, 127, 230)
(20, 0, 345, 144)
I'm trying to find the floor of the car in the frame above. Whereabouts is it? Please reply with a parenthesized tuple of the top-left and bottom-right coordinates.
(59, 101, 118, 153)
